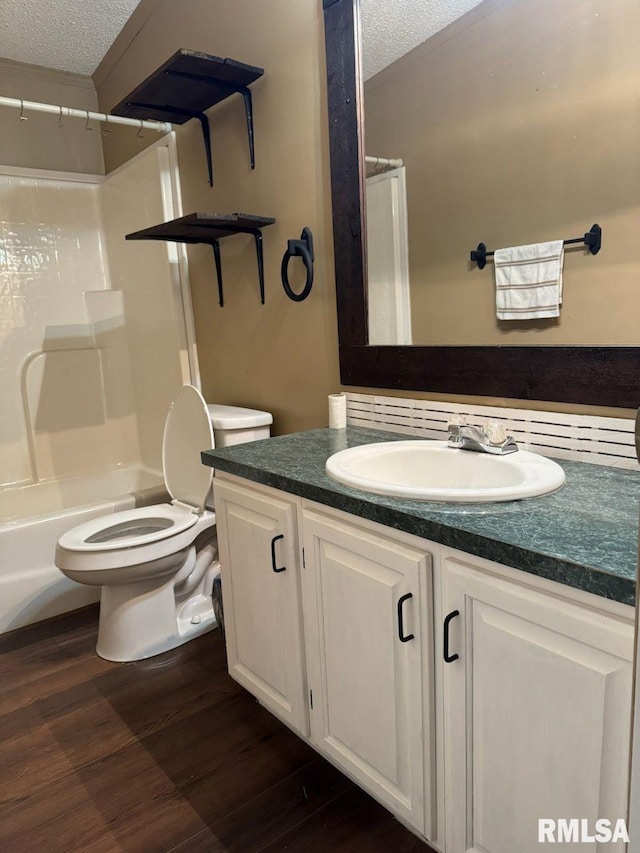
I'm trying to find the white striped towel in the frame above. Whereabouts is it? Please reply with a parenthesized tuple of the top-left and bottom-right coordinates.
(494, 240, 564, 320)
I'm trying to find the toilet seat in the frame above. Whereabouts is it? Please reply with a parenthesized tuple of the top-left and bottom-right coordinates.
(57, 503, 199, 553)
(56, 507, 215, 577)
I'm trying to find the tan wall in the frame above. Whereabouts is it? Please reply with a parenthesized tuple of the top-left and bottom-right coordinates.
(95, 0, 339, 435)
(0, 59, 104, 174)
(364, 0, 640, 347)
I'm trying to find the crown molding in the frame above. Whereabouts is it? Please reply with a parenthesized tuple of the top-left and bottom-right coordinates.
(0, 58, 95, 89)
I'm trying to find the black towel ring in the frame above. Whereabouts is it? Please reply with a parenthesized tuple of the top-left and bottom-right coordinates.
(281, 227, 314, 302)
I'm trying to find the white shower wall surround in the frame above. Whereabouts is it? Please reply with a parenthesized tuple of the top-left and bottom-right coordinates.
(0, 174, 113, 487)
(0, 141, 192, 632)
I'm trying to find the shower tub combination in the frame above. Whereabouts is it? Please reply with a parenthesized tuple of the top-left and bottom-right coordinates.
(0, 135, 198, 633)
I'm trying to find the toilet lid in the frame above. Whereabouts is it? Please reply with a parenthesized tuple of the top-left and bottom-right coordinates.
(162, 385, 214, 510)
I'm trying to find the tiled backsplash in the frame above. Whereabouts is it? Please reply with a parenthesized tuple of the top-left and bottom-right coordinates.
(346, 393, 638, 469)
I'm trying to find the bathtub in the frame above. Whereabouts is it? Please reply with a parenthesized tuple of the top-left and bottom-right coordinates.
(0, 467, 166, 634)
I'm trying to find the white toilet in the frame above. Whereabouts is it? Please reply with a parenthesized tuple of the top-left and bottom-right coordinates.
(55, 385, 272, 662)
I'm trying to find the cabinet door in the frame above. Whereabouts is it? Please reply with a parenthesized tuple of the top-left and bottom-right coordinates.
(214, 478, 308, 735)
(441, 551, 633, 853)
(302, 507, 433, 836)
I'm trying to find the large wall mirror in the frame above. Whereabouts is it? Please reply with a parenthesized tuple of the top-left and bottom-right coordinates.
(323, 0, 640, 408)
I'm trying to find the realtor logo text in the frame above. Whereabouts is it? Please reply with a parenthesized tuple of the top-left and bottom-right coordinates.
(538, 819, 629, 844)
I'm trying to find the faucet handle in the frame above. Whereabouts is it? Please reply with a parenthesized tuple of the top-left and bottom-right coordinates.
(485, 420, 508, 446)
(447, 414, 467, 430)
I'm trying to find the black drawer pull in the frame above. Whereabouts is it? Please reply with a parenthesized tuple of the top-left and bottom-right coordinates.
(270, 534, 286, 573)
(397, 593, 414, 643)
(444, 609, 460, 662)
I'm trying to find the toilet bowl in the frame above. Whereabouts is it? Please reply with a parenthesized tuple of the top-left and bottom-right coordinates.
(55, 384, 272, 662)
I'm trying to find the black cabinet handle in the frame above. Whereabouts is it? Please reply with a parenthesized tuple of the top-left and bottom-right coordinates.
(397, 593, 414, 643)
(270, 534, 286, 573)
(443, 609, 460, 662)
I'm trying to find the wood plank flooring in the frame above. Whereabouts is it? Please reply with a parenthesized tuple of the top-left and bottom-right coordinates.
(0, 607, 434, 852)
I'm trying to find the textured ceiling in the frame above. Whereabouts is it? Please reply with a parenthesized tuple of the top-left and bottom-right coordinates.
(361, 0, 487, 80)
(0, 0, 141, 75)
(0, 0, 488, 80)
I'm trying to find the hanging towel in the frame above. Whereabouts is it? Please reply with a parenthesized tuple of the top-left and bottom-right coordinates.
(494, 240, 564, 320)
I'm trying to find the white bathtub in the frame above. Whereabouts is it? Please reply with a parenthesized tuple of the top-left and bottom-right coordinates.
(0, 467, 166, 633)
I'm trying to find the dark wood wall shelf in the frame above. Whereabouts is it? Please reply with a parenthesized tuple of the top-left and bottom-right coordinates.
(111, 49, 264, 186)
(126, 213, 276, 306)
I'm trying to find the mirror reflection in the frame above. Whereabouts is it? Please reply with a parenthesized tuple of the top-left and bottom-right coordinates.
(361, 0, 639, 346)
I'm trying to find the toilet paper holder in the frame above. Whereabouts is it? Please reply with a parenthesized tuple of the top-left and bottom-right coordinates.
(281, 227, 314, 301)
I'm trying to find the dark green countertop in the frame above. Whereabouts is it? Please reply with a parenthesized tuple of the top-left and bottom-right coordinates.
(202, 427, 640, 606)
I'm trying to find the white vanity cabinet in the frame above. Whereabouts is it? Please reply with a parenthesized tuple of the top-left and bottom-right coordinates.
(301, 505, 435, 836)
(215, 475, 435, 837)
(213, 474, 634, 852)
(213, 477, 308, 735)
(440, 548, 634, 853)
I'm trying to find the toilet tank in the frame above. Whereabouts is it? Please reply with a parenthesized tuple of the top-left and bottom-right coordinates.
(207, 404, 272, 448)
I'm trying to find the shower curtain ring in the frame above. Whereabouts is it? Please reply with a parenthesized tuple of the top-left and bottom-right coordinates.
(57, 106, 66, 128)
(137, 120, 145, 140)
(102, 115, 111, 136)
(85, 111, 94, 132)
(18, 99, 28, 121)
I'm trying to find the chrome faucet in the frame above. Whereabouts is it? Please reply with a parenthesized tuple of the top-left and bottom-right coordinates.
(447, 420, 518, 455)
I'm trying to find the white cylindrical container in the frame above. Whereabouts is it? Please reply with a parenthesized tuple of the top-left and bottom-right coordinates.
(328, 393, 347, 429)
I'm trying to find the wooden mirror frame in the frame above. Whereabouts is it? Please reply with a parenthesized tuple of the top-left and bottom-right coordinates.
(322, 0, 640, 409)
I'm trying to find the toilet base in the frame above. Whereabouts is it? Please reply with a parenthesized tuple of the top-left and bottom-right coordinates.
(96, 553, 219, 662)
(96, 594, 218, 662)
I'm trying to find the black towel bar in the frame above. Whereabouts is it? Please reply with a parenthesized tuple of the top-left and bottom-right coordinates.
(470, 223, 602, 270)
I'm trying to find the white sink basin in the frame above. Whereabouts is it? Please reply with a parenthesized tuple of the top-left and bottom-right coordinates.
(325, 440, 566, 503)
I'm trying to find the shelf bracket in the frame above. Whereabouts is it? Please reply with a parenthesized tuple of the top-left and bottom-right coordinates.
(195, 112, 214, 187)
(240, 87, 256, 170)
(206, 228, 264, 306)
(161, 69, 257, 173)
(253, 230, 265, 305)
(212, 241, 223, 306)
(126, 101, 214, 186)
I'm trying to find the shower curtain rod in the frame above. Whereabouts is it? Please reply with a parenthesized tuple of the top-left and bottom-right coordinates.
(0, 96, 173, 133)
(365, 155, 403, 170)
